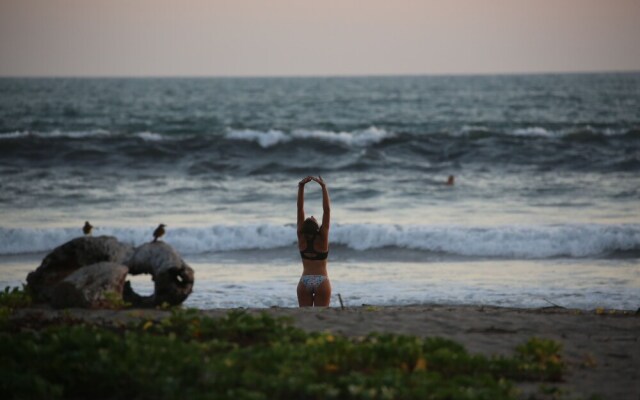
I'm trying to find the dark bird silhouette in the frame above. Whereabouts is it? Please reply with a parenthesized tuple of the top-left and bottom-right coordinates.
(83, 221, 93, 236)
(153, 224, 166, 242)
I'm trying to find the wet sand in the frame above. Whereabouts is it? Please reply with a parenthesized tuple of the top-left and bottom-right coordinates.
(10, 304, 640, 399)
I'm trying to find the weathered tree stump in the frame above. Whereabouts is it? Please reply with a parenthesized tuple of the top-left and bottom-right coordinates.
(26, 236, 194, 309)
(123, 242, 194, 308)
(51, 262, 129, 309)
(26, 236, 134, 303)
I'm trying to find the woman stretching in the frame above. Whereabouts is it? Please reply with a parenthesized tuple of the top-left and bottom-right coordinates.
(297, 176, 331, 307)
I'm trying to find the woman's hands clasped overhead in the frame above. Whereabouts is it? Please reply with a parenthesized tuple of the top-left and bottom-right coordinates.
(299, 176, 314, 186)
(299, 176, 325, 187)
(310, 176, 326, 188)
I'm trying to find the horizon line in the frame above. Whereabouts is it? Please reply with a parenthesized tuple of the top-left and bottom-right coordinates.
(1, 69, 639, 80)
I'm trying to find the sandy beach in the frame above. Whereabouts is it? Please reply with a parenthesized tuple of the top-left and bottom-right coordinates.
(10, 304, 639, 399)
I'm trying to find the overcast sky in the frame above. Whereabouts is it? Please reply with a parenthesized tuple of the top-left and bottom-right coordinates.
(1, 0, 639, 77)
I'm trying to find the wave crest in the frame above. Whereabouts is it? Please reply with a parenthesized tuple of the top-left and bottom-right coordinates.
(1, 223, 638, 259)
(225, 126, 393, 148)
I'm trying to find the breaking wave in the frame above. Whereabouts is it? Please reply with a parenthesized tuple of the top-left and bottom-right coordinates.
(1, 223, 638, 259)
(225, 126, 394, 148)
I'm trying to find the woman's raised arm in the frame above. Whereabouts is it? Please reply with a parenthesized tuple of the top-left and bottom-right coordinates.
(297, 176, 313, 230)
(312, 176, 330, 234)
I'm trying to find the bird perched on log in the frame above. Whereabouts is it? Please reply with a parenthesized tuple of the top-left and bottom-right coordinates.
(153, 224, 166, 242)
(82, 221, 93, 236)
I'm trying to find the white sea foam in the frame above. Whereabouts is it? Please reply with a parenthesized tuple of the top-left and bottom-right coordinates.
(457, 126, 633, 138)
(0, 130, 168, 141)
(226, 129, 291, 148)
(135, 131, 164, 141)
(511, 127, 556, 137)
(0, 129, 112, 140)
(331, 224, 640, 258)
(1, 223, 638, 259)
(225, 127, 393, 148)
(0, 131, 30, 139)
(508, 126, 631, 137)
(454, 126, 558, 137)
(39, 129, 112, 139)
(291, 126, 392, 146)
(457, 125, 491, 135)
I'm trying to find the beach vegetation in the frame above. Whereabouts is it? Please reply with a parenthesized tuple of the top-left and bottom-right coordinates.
(0, 286, 32, 328)
(1, 308, 568, 400)
(102, 290, 131, 309)
(156, 301, 174, 310)
(0, 285, 32, 310)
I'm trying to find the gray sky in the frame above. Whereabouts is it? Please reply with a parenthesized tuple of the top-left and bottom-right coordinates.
(1, 0, 639, 77)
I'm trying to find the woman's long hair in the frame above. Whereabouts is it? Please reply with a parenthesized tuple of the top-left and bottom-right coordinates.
(301, 218, 320, 238)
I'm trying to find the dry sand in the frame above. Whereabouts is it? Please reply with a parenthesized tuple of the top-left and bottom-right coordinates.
(11, 305, 640, 399)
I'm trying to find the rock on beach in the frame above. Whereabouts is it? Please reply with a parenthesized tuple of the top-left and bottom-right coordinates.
(25, 236, 194, 309)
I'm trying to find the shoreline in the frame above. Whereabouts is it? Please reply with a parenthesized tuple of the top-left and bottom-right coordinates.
(4, 254, 640, 311)
(9, 304, 640, 399)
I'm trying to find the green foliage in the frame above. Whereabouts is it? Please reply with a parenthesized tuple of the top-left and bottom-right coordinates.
(513, 338, 565, 381)
(156, 301, 174, 310)
(0, 286, 32, 329)
(0, 309, 567, 400)
(483, 337, 565, 383)
(139, 309, 307, 346)
(0, 286, 32, 310)
(102, 291, 131, 310)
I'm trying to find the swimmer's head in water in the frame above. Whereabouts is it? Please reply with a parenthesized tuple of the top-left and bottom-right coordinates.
(301, 217, 320, 236)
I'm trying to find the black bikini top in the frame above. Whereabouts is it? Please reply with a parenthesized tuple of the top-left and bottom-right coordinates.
(300, 233, 329, 260)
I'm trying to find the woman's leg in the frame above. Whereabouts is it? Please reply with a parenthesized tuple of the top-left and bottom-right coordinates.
(312, 278, 331, 307)
(297, 279, 314, 307)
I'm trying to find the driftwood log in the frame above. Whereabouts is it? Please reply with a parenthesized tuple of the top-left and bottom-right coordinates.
(51, 262, 129, 309)
(26, 236, 133, 303)
(26, 236, 194, 309)
(124, 242, 195, 308)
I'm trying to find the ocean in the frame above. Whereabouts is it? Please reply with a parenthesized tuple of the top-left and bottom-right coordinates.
(0, 73, 638, 309)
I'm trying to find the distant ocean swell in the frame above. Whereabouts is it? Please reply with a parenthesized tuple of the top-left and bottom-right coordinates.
(1, 125, 637, 143)
(1, 126, 638, 172)
(1, 223, 638, 259)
